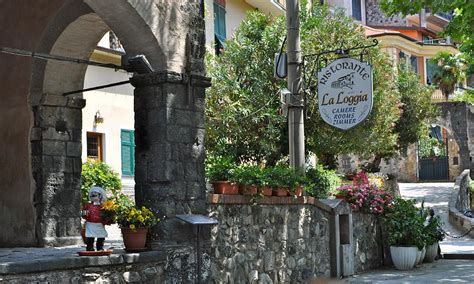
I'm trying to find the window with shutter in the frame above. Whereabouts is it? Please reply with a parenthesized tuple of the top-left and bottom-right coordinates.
(214, 2, 226, 55)
(121, 129, 135, 176)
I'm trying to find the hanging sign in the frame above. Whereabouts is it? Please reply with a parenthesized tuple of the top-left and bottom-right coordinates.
(317, 58, 373, 130)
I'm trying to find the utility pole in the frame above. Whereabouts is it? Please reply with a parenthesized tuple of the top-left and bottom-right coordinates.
(286, 0, 305, 172)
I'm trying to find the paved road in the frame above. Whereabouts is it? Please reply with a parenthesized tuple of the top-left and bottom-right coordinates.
(398, 182, 474, 254)
(347, 182, 474, 283)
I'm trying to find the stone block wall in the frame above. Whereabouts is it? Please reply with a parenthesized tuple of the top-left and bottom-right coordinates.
(30, 94, 86, 246)
(352, 212, 383, 272)
(208, 195, 384, 283)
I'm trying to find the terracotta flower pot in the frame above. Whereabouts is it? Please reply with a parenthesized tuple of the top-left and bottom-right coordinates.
(211, 181, 239, 195)
(121, 227, 148, 252)
(292, 186, 303, 197)
(273, 187, 289, 196)
(260, 186, 273, 196)
(239, 184, 258, 195)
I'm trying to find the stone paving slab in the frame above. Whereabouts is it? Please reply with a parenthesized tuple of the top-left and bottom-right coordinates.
(346, 259, 474, 283)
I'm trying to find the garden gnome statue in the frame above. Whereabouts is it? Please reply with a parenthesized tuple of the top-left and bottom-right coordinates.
(82, 186, 108, 251)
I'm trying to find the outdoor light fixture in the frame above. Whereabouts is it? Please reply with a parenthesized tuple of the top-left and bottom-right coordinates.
(94, 111, 104, 125)
(0, 46, 155, 95)
(121, 54, 154, 74)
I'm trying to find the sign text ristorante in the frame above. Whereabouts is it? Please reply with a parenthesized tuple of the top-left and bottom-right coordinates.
(317, 58, 373, 130)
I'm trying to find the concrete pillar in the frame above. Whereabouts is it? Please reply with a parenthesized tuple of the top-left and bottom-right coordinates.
(131, 71, 211, 246)
(31, 94, 85, 246)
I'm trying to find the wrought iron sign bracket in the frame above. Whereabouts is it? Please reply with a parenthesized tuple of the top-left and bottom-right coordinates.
(301, 38, 378, 119)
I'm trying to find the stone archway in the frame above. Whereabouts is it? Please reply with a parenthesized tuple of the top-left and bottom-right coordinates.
(0, 0, 208, 247)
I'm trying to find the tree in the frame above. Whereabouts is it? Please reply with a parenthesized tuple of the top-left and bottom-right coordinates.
(430, 52, 467, 100)
(395, 64, 437, 152)
(205, 13, 287, 165)
(205, 4, 433, 169)
(380, 0, 474, 72)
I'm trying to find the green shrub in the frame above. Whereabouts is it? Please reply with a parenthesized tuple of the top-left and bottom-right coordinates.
(205, 155, 237, 182)
(304, 165, 341, 199)
(81, 159, 122, 205)
(233, 165, 263, 186)
(382, 198, 425, 249)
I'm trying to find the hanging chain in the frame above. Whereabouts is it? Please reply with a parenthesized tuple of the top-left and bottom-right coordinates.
(437, 224, 474, 239)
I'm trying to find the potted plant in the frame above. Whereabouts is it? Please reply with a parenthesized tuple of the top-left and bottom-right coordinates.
(233, 165, 260, 195)
(116, 194, 159, 252)
(423, 212, 445, 263)
(205, 155, 238, 194)
(382, 198, 425, 270)
(267, 166, 290, 196)
(259, 167, 274, 196)
(304, 165, 341, 199)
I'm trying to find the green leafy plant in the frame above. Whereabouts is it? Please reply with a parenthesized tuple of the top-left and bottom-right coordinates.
(115, 194, 159, 230)
(382, 198, 425, 249)
(304, 164, 341, 199)
(81, 159, 122, 205)
(233, 165, 263, 186)
(205, 155, 237, 182)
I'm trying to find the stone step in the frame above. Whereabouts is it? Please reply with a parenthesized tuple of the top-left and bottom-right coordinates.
(442, 253, 474, 260)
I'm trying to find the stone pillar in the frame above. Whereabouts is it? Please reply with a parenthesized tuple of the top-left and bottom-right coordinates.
(131, 72, 211, 246)
(31, 94, 84, 246)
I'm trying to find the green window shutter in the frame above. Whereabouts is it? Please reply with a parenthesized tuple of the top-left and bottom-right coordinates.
(214, 3, 226, 41)
(121, 129, 135, 176)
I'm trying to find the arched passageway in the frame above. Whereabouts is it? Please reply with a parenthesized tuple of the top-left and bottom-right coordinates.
(0, 0, 209, 247)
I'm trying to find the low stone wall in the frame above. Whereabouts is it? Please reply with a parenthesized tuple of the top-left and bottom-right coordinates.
(208, 195, 384, 282)
(0, 246, 203, 284)
(448, 170, 474, 237)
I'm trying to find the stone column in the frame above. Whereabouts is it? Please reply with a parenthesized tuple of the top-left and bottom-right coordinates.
(31, 94, 84, 246)
(131, 72, 211, 246)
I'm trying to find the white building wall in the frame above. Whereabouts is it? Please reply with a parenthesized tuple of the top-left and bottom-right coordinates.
(82, 65, 134, 177)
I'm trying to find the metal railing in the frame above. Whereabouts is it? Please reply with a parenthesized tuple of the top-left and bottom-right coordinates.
(422, 38, 452, 45)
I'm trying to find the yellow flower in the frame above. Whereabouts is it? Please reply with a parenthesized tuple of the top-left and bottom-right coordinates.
(129, 224, 135, 230)
(102, 200, 117, 211)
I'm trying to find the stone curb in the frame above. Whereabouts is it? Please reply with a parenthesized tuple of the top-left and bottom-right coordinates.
(0, 251, 166, 275)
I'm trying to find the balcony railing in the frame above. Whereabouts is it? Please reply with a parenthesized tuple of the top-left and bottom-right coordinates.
(431, 89, 445, 102)
(422, 38, 452, 45)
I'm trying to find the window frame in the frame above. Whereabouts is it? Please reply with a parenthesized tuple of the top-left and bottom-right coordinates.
(86, 132, 104, 161)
